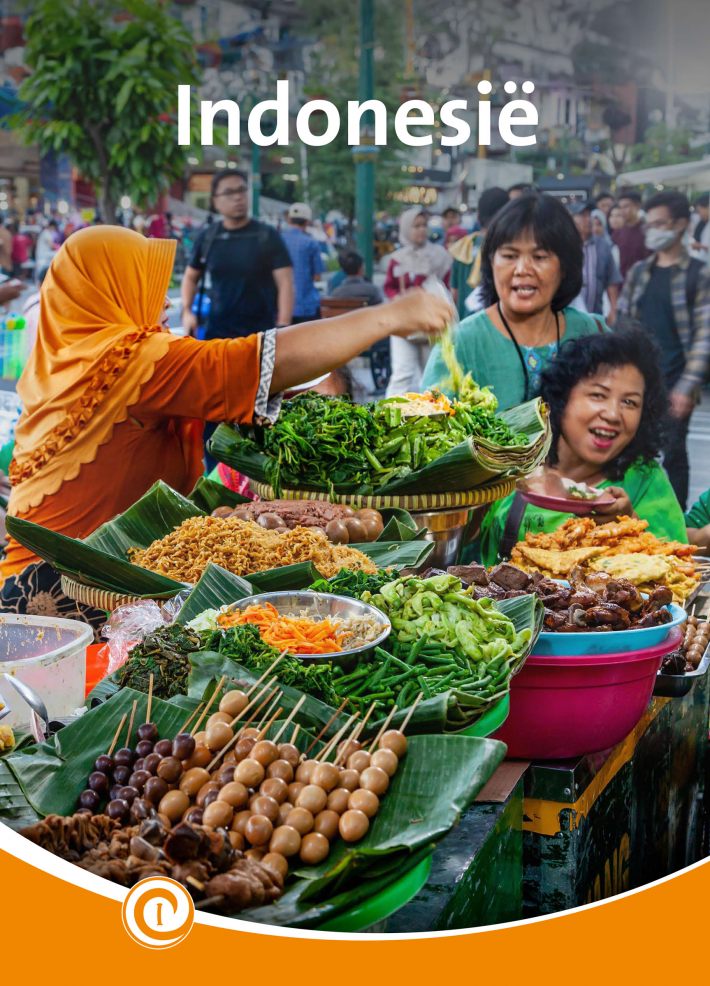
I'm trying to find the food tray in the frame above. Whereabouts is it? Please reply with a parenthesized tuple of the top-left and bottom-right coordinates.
(532, 603, 687, 656)
(220, 590, 391, 668)
(653, 640, 710, 698)
(248, 477, 516, 511)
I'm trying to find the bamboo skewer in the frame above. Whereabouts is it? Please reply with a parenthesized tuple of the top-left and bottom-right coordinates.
(318, 711, 360, 763)
(190, 675, 226, 736)
(178, 703, 204, 735)
(400, 692, 424, 734)
(235, 686, 280, 736)
(256, 691, 283, 729)
(272, 695, 307, 743)
(245, 653, 287, 696)
(108, 714, 128, 756)
(334, 701, 377, 766)
(228, 678, 279, 727)
(125, 700, 138, 745)
(256, 706, 284, 742)
(304, 699, 349, 756)
(145, 674, 154, 723)
(368, 703, 400, 751)
(290, 723, 301, 745)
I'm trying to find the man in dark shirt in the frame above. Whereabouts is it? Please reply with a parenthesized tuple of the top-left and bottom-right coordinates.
(612, 189, 650, 278)
(181, 169, 293, 339)
(617, 191, 710, 508)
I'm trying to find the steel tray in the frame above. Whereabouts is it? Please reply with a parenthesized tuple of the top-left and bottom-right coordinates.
(653, 640, 710, 698)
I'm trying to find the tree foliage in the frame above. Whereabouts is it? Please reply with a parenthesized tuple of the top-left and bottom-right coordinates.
(630, 123, 696, 170)
(15, 0, 200, 221)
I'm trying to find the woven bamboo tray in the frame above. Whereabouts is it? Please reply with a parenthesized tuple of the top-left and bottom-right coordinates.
(60, 576, 172, 613)
(249, 477, 516, 511)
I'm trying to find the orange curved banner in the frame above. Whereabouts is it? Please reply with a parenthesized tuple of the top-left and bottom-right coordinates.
(2, 819, 708, 978)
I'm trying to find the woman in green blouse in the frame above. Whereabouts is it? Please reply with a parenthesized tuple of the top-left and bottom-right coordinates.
(423, 194, 607, 409)
(480, 330, 687, 565)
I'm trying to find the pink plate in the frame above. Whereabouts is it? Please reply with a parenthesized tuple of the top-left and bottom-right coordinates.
(519, 489, 616, 516)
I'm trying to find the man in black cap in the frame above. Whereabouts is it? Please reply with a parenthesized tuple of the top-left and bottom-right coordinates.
(570, 200, 622, 323)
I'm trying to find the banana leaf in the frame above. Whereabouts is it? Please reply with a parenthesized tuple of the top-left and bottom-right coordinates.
(85, 481, 204, 555)
(209, 398, 550, 496)
(187, 476, 251, 513)
(5, 514, 184, 598)
(0, 761, 40, 828)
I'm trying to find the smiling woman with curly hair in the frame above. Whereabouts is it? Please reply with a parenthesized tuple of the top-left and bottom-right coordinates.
(479, 328, 687, 564)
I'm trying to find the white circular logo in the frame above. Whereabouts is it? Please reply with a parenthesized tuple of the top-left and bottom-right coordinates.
(122, 877, 195, 949)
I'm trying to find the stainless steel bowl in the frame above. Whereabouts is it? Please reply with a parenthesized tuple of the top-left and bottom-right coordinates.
(223, 591, 391, 668)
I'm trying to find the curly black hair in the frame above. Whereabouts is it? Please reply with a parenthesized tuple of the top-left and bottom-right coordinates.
(480, 193, 583, 311)
(540, 329, 667, 480)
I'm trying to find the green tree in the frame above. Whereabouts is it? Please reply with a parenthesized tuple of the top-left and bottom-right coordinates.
(630, 123, 696, 170)
(15, 0, 200, 222)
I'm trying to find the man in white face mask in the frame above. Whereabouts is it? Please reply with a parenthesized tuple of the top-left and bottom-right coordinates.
(617, 191, 710, 509)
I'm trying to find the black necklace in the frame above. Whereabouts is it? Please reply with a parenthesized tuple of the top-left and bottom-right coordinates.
(496, 303, 561, 403)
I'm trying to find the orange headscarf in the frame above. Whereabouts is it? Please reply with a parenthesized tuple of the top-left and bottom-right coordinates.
(9, 225, 178, 514)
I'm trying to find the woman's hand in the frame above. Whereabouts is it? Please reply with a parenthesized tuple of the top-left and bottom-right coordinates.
(592, 485, 635, 521)
(385, 289, 454, 338)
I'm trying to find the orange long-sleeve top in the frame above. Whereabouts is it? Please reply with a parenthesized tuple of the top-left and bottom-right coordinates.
(2, 334, 263, 578)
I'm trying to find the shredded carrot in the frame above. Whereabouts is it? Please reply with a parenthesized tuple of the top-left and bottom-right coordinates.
(217, 603, 344, 654)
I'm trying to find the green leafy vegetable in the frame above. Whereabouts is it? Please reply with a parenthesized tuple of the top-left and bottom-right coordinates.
(115, 624, 204, 698)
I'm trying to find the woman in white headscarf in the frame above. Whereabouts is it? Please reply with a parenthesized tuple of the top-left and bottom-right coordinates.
(383, 208, 453, 396)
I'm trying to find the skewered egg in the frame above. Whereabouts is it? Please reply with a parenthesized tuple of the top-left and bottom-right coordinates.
(326, 788, 351, 814)
(262, 852, 289, 880)
(202, 800, 234, 829)
(269, 825, 302, 857)
(339, 809, 369, 842)
(360, 766, 389, 796)
(300, 832, 330, 865)
(251, 740, 280, 767)
(285, 807, 314, 835)
(205, 721, 233, 752)
(219, 689, 249, 718)
(313, 809, 340, 840)
(348, 788, 379, 818)
(347, 750, 371, 772)
(296, 784, 328, 815)
(217, 781, 249, 809)
(260, 777, 289, 804)
(245, 814, 273, 846)
(371, 748, 399, 777)
(379, 729, 407, 758)
(235, 758, 265, 787)
(310, 762, 340, 792)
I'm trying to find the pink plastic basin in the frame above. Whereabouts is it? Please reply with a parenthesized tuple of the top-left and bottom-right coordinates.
(492, 629, 682, 760)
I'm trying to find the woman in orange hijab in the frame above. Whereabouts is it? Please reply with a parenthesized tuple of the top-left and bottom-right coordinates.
(1, 226, 450, 628)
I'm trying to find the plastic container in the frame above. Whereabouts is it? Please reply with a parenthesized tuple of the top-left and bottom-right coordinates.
(533, 603, 686, 656)
(492, 629, 682, 760)
(0, 615, 93, 727)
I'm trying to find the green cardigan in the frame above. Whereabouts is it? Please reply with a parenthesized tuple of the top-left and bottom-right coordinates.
(422, 306, 608, 411)
(479, 461, 687, 566)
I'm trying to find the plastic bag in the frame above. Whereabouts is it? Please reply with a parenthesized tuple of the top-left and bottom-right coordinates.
(102, 591, 191, 675)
